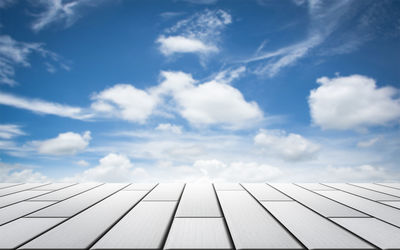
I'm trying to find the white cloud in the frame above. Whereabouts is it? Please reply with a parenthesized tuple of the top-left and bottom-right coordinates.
(157, 35, 217, 56)
(91, 84, 157, 123)
(35, 131, 91, 155)
(0, 91, 91, 120)
(155, 71, 263, 128)
(0, 35, 61, 85)
(0, 124, 25, 139)
(254, 129, 320, 161)
(357, 137, 380, 148)
(309, 75, 400, 130)
(64, 153, 148, 182)
(157, 9, 231, 57)
(76, 159, 90, 166)
(30, 0, 104, 32)
(156, 123, 182, 134)
(0, 162, 48, 182)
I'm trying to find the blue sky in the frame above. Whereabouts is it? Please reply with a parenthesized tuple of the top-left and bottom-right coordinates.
(0, 0, 399, 182)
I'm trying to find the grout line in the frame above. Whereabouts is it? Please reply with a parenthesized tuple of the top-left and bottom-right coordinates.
(241, 183, 308, 250)
(13, 183, 131, 249)
(86, 183, 160, 250)
(213, 183, 237, 250)
(160, 183, 186, 250)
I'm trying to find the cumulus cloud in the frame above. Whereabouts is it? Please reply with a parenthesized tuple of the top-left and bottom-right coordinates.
(155, 71, 263, 128)
(157, 9, 231, 57)
(0, 124, 25, 139)
(64, 153, 148, 182)
(91, 84, 157, 123)
(35, 131, 91, 155)
(156, 123, 182, 134)
(309, 75, 400, 130)
(0, 162, 48, 182)
(157, 36, 217, 56)
(76, 159, 89, 166)
(0, 91, 91, 120)
(254, 129, 320, 161)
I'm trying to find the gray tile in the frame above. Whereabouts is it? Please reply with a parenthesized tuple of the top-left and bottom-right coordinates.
(144, 183, 184, 201)
(242, 183, 291, 201)
(31, 183, 102, 201)
(323, 183, 400, 201)
(0, 201, 55, 225)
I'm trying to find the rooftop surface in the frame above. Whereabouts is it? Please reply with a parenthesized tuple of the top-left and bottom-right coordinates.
(0, 182, 400, 249)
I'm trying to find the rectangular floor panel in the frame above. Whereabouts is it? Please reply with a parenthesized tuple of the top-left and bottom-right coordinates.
(0, 183, 22, 190)
(332, 217, 400, 250)
(0, 201, 55, 225)
(0, 191, 50, 208)
(262, 201, 374, 249)
(376, 183, 400, 189)
(20, 191, 147, 250)
(217, 190, 303, 250)
(214, 183, 243, 190)
(30, 183, 76, 191)
(27, 183, 127, 217)
(91, 201, 177, 250)
(323, 183, 400, 201)
(317, 190, 400, 227)
(350, 183, 400, 198)
(380, 201, 400, 209)
(175, 183, 221, 217)
(0, 218, 65, 249)
(295, 183, 336, 191)
(271, 183, 368, 217)
(0, 183, 50, 197)
(164, 218, 232, 250)
(242, 183, 292, 201)
(123, 183, 157, 190)
(144, 183, 184, 201)
(30, 183, 102, 201)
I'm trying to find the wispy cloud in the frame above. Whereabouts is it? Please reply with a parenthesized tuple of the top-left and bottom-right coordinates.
(156, 9, 231, 58)
(0, 35, 68, 85)
(0, 124, 25, 139)
(245, 0, 353, 77)
(30, 0, 106, 32)
(0, 91, 92, 120)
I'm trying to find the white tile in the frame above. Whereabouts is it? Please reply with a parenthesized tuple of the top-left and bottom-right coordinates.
(176, 183, 221, 217)
(380, 201, 400, 209)
(217, 191, 302, 249)
(31, 183, 76, 191)
(262, 201, 373, 249)
(332, 217, 400, 250)
(0, 218, 65, 249)
(214, 183, 243, 190)
(0, 183, 22, 189)
(317, 190, 400, 227)
(92, 201, 177, 250)
(31, 183, 102, 201)
(295, 183, 335, 191)
(271, 183, 368, 217)
(123, 183, 157, 190)
(20, 191, 147, 249)
(376, 183, 400, 189)
(323, 183, 400, 201)
(0, 183, 50, 197)
(0, 190, 49, 208)
(28, 183, 127, 217)
(164, 218, 232, 249)
(351, 183, 400, 198)
(144, 183, 184, 201)
(0, 201, 55, 225)
(242, 183, 291, 201)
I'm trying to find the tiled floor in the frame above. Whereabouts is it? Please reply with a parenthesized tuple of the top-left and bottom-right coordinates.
(0, 182, 400, 249)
